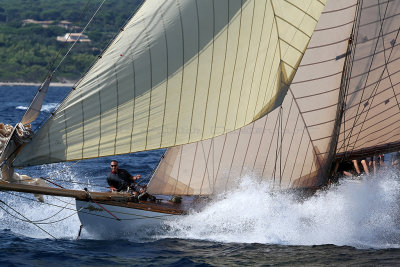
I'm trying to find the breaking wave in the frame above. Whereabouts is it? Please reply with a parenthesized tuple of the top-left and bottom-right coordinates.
(16, 103, 58, 113)
(0, 164, 82, 239)
(2, 162, 400, 248)
(163, 169, 400, 249)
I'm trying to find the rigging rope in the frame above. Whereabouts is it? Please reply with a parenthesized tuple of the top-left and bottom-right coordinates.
(1, 189, 174, 222)
(0, 200, 81, 225)
(34, 159, 109, 190)
(84, 188, 120, 221)
(344, 1, 387, 149)
(37, 0, 145, 131)
(16, 198, 74, 224)
(272, 106, 283, 185)
(340, 0, 395, 155)
(0, 191, 79, 223)
(31, 0, 102, 132)
(0, 200, 56, 240)
(44, 0, 93, 80)
(3, 190, 75, 211)
(52, 0, 107, 77)
(348, 1, 400, 151)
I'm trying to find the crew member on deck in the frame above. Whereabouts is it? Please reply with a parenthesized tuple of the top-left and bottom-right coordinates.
(107, 160, 140, 192)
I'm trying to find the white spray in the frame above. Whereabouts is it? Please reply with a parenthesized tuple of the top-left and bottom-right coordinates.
(0, 163, 82, 239)
(163, 169, 400, 249)
(1, 163, 400, 247)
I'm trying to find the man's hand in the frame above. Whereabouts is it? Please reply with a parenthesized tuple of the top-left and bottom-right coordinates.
(132, 174, 141, 181)
(110, 186, 116, 192)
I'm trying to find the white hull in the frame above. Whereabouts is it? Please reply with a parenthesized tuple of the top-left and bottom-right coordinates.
(76, 200, 179, 237)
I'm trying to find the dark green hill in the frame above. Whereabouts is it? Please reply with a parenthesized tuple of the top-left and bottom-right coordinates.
(0, 0, 143, 83)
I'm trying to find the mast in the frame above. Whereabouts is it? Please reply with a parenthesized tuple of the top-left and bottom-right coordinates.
(322, 0, 362, 184)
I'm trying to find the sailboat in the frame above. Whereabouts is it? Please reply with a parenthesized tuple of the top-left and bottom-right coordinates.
(1, 0, 400, 236)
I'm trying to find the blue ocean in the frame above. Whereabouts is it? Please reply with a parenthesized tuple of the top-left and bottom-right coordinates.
(0, 85, 400, 266)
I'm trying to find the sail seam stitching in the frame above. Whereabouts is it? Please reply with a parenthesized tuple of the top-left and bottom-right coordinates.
(113, 64, 119, 155)
(222, 0, 243, 134)
(129, 56, 136, 152)
(211, 0, 230, 139)
(251, 4, 276, 120)
(173, 144, 183, 195)
(349, 120, 400, 149)
(261, 104, 281, 178)
(239, 119, 256, 178)
(81, 91, 85, 158)
(342, 0, 389, 153)
(143, 14, 153, 150)
(341, 92, 400, 127)
(233, 0, 256, 130)
(341, 70, 400, 105)
(280, 97, 296, 180)
(244, 0, 268, 124)
(251, 112, 269, 171)
(288, 78, 324, 171)
(342, 113, 400, 148)
(321, 3, 357, 14)
(159, 5, 168, 149)
(200, 0, 216, 140)
(173, 0, 185, 146)
(283, 0, 320, 23)
(199, 140, 212, 195)
(225, 129, 242, 191)
(344, 0, 393, 153)
(288, 114, 304, 186)
(97, 80, 101, 157)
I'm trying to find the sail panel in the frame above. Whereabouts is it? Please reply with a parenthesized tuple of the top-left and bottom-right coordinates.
(15, 0, 326, 167)
(20, 77, 51, 126)
(337, 0, 400, 157)
(148, 0, 357, 195)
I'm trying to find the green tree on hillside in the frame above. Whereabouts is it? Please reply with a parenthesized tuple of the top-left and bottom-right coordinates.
(0, 0, 143, 82)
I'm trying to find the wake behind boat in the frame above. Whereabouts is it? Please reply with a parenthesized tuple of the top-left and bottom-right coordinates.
(1, 0, 400, 238)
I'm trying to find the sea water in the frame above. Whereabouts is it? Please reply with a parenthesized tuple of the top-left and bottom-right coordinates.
(0, 85, 399, 266)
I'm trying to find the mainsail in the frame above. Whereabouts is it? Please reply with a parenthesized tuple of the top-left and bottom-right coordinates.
(336, 0, 400, 158)
(14, 0, 325, 167)
(148, 0, 358, 195)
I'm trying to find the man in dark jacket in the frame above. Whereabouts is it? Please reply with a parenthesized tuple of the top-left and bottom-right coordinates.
(107, 160, 140, 192)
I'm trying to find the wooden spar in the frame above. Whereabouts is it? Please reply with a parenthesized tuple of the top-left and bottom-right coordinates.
(335, 140, 400, 161)
(0, 181, 188, 214)
(0, 181, 132, 201)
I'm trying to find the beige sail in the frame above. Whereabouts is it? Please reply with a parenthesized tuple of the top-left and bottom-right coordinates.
(337, 0, 400, 158)
(148, 0, 357, 195)
(14, 0, 325, 167)
(20, 77, 51, 125)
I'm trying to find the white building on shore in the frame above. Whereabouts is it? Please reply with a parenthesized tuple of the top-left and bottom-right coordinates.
(57, 33, 90, 43)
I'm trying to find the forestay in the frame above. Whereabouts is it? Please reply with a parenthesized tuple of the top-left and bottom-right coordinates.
(14, 0, 325, 167)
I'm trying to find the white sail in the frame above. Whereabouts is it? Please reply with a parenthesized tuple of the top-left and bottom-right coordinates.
(337, 0, 400, 158)
(14, 0, 325, 167)
(20, 77, 51, 125)
(148, 0, 357, 195)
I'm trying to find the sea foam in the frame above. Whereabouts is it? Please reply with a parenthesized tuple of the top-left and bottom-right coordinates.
(163, 169, 400, 249)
